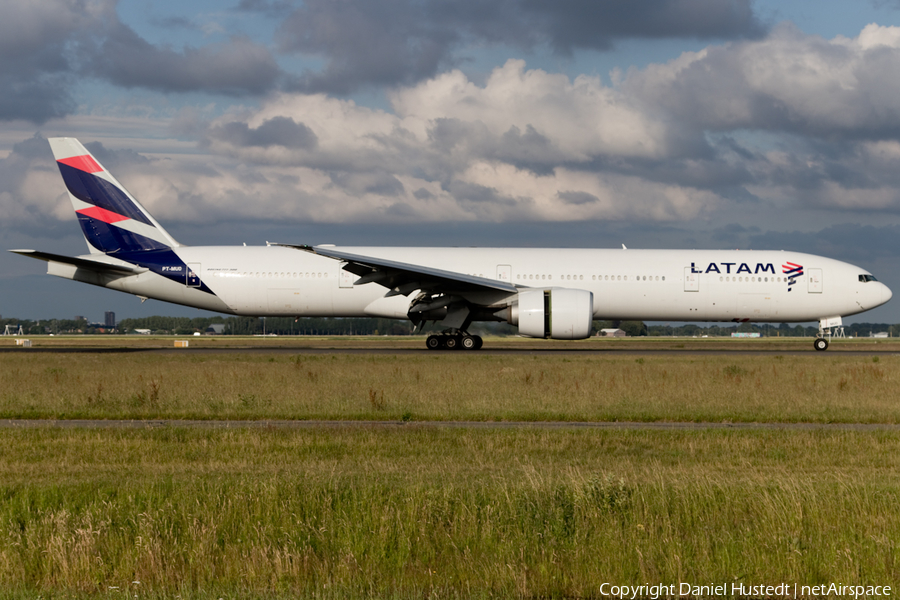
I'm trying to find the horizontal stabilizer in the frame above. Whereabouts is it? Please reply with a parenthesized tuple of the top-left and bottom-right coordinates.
(9, 249, 145, 274)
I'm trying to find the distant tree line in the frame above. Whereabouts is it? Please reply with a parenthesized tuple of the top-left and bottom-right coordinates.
(114, 316, 418, 336)
(0, 317, 91, 335)
(115, 316, 516, 336)
(2, 316, 898, 338)
(594, 320, 900, 338)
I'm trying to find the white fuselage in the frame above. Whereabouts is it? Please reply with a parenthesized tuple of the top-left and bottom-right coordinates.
(52, 246, 892, 324)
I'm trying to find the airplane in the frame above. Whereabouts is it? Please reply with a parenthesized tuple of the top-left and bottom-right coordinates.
(10, 137, 893, 351)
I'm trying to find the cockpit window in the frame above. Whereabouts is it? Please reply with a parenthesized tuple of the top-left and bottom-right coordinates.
(859, 274, 878, 283)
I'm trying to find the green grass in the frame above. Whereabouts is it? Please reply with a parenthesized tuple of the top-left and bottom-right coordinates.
(1, 427, 900, 598)
(2, 351, 900, 423)
(4, 343, 900, 597)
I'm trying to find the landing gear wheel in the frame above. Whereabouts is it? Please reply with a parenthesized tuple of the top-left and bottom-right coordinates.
(444, 335, 460, 350)
(472, 335, 483, 350)
(426, 335, 443, 350)
(461, 335, 476, 350)
(814, 337, 829, 351)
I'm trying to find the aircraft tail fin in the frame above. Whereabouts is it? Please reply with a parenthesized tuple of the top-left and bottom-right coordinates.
(49, 137, 180, 255)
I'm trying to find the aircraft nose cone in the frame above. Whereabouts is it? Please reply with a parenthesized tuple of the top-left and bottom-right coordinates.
(883, 282, 893, 305)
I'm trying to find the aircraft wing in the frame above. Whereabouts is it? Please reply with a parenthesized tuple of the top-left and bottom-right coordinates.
(277, 244, 518, 296)
(9, 250, 146, 275)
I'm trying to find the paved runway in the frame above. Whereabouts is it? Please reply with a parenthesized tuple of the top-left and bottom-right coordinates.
(2, 345, 897, 356)
(5, 334, 899, 356)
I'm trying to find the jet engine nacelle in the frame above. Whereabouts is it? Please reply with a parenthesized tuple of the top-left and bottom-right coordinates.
(508, 288, 594, 339)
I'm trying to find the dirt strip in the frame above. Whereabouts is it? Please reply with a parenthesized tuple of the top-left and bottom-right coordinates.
(1, 419, 899, 431)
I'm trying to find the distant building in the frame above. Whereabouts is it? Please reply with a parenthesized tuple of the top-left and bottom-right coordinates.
(873, 332, 889, 338)
(206, 324, 226, 335)
(599, 328, 626, 337)
(133, 329, 152, 335)
(104, 311, 116, 328)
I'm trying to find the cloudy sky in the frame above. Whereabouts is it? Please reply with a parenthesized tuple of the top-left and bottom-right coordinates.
(3, 0, 900, 324)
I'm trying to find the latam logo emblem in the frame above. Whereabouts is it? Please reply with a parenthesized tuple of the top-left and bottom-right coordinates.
(691, 262, 775, 275)
(783, 262, 803, 291)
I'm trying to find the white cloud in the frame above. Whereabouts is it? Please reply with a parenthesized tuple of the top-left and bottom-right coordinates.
(190, 60, 715, 224)
(391, 60, 672, 160)
(208, 59, 678, 166)
(13, 23, 900, 235)
(855, 23, 900, 51)
(622, 23, 900, 137)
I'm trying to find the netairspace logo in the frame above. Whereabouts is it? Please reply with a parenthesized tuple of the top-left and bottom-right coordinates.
(598, 582, 891, 599)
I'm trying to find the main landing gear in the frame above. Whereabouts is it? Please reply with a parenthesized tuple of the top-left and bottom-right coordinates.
(425, 331, 483, 350)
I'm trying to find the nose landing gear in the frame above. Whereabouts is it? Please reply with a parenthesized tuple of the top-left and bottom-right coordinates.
(814, 317, 842, 351)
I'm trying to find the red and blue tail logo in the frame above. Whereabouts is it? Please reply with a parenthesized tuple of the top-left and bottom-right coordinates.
(49, 138, 215, 295)
(49, 138, 179, 255)
(782, 261, 803, 291)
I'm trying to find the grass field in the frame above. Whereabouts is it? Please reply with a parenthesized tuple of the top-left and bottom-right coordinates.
(3, 337, 900, 598)
(2, 339, 900, 423)
(3, 427, 900, 599)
